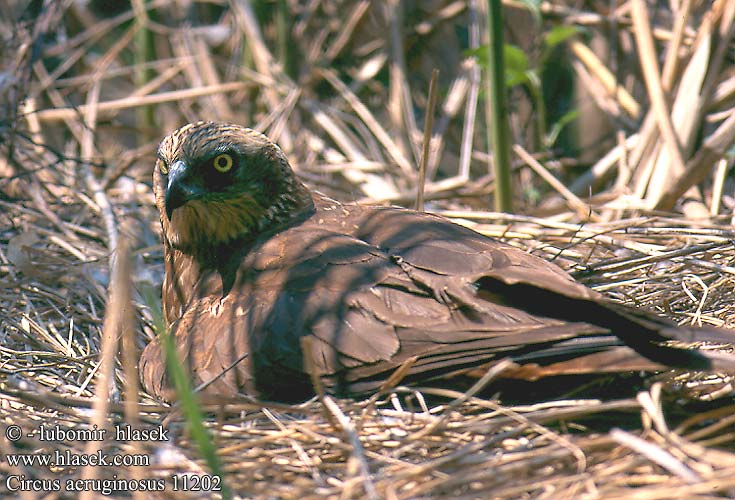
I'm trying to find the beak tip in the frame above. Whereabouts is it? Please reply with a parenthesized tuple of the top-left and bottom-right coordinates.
(164, 191, 177, 221)
(163, 160, 191, 221)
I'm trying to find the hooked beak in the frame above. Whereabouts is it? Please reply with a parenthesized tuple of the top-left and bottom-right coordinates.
(164, 160, 203, 220)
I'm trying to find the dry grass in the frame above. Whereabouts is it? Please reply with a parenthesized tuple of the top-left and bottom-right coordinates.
(2, 1, 735, 499)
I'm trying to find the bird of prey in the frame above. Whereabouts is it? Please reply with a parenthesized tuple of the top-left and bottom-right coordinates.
(139, 121, 735, 402)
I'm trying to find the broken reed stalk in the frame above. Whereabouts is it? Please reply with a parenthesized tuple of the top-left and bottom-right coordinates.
(79, 236, 131, 500)
(416, 68, 439, 212)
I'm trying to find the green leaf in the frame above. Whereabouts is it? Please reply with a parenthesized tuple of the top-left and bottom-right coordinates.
(544, 25, 580, 50)
(504, 44, 530, 87)
(465, 44, 533, 88)
(524, 186, 541, 204)
(464, 45, 486, 63)
(139, 283, 232, 500)
(545, 109, 579, 147)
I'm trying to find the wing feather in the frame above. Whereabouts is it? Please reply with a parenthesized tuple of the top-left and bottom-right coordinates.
(140, 198, 735, 402)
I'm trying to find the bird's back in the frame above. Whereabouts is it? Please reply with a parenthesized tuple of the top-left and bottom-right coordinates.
(142, 194, 735, 402)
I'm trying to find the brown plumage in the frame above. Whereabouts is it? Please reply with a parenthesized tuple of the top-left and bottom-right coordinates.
(140, 122, 735, 402)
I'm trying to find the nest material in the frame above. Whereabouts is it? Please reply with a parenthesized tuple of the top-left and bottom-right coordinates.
(3, 179, 735, 498)
(2, 1, 735, 499)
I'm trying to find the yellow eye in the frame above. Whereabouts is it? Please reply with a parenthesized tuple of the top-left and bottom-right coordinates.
(213, 154, 234, 173)
(159, 160, 168, 175)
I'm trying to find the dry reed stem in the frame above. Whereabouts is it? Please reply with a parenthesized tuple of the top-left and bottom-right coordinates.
(79, 237, 131, 499)
(416, 68, 439, 212)
(30, 82, 252, 122)
(569, 39, 640, 119)
(632, 0, 687, 201)
(513, 144, 594, 220)
(321, 68, 415, 178)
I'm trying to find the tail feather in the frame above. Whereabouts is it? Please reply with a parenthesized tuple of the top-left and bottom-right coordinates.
(476, 277, 735, 373)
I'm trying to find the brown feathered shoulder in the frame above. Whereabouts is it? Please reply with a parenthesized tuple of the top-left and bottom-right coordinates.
(140, 122, 735, 402)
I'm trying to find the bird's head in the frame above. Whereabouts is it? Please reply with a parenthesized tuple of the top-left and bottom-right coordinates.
(154, 122, 313, 255)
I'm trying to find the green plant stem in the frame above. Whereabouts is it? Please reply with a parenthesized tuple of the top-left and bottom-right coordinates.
(485, 0, 513, 212)
(526, 74, 546, 149)
(140, 284, 231, 500)
(159, 329, 231, 500)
